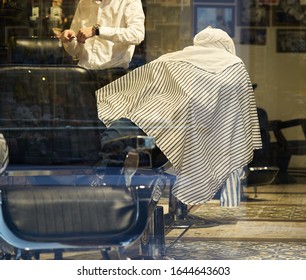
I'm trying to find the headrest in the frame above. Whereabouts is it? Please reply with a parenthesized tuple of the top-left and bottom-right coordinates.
(8, 37, 72, 64)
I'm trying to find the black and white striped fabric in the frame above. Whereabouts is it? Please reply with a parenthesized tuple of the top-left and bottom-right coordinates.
(96, 60, 262, 205)
(0, 133, 9, 175)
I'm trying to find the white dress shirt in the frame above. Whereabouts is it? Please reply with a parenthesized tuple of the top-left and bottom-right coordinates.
(63, 0, 145, 69)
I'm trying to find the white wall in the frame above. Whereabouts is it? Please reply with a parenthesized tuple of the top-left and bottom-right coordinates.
(238, 28, 306, 121)
(236, 27, 306, 168)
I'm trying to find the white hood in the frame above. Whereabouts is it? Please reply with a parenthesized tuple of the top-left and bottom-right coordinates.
(154, 26, 242, 74)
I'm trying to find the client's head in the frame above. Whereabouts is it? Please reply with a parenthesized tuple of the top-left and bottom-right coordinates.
(193, 26, 236, 55)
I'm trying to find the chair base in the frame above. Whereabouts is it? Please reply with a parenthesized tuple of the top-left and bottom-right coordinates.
(163, 196, 220, 252)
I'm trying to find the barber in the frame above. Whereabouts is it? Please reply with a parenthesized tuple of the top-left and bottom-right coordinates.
(60, 0, 145, 70)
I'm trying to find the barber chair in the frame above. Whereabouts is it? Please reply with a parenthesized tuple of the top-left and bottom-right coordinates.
(161, 88, 276, 234)
(6, 36, 132, 90)
(96, 119, 172, 259)
(242, 84, 279, 191)
(101, 119, 220, 254)
(0, 65, 102, 165)
(8, 36, 73, 65)
(0, 133, 168, 260)
(0, 64, 170, 259)
(243, 107, 279, 198)
(269, 119, 306, 174)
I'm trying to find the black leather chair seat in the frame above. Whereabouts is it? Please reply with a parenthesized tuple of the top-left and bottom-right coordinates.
(0, 185, 149, 245)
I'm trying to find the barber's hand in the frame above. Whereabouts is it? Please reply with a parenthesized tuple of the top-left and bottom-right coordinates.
(76, 27, 94, 44)
(60, 29, 76, 43)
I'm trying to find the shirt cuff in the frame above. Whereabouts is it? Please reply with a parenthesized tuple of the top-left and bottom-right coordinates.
(99, 27, 113, 39)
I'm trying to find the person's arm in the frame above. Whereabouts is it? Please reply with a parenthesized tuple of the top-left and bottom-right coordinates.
(97, 0, 145, 44)
(60, 3, 82, 57)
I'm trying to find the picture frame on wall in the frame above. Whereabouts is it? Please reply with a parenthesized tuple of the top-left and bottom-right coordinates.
(193, 0, 234, 3)
(240, 28, 267, 45)
(257, 0, 279, 4)
(193, 4, 235, 37)
(272, 3, 306, 26)
(237, 0, 270, 26)
(276, 29, 306, 53)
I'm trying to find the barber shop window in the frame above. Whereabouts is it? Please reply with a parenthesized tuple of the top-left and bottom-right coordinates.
(1, 0, 306, 260)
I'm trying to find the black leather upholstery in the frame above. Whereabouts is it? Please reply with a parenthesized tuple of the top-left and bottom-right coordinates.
(249, 107, 271, 167)
(0, 55, 161, 257)
(269, 118, 306, 173)
(245, 107, 279, 188)
(8, 37, 73, 65)
(101, 118, 168, 169)
(0, 131, 163, 252)
(7, 36, 145, 68)
(0, 65, 104, 165)
(1, 185, 149, 245)
(250, 107, 306, 174)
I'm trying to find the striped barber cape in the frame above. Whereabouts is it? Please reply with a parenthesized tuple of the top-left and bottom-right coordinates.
(0, 133, 9, 175)
(96, 60, 262, 205)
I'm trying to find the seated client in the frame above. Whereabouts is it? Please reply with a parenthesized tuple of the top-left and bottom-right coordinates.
(96, 27, 262, 206)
